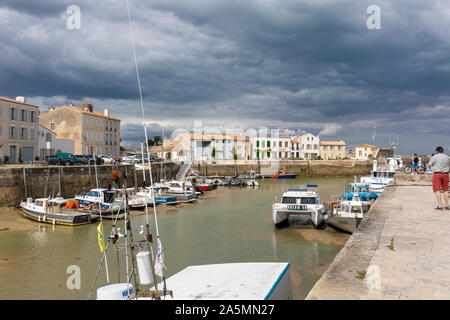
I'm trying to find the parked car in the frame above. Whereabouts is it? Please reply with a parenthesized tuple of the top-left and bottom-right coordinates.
(122, 154, 150, 165)
(76, 155, 104, 165)
(56, 152, 86, 165)
(43, 155, 74, 166)
(99, 155, 120, 164)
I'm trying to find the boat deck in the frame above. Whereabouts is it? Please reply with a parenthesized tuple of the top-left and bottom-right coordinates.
(147, 262, 291, 300)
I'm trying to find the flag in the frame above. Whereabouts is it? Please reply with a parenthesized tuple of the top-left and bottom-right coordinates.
(97, 221, 106, 253)
(154, 238, 165, 277)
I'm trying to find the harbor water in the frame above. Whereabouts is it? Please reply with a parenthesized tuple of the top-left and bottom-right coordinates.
(0, 177, 353, 299)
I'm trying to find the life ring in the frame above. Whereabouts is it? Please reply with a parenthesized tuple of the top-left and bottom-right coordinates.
(272, 173, 277, 179)
(88, 203, 95, 210)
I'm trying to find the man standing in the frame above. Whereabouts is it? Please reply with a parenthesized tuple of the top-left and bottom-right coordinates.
(412, 153, 420, 173)
(428, 146, 449, 210)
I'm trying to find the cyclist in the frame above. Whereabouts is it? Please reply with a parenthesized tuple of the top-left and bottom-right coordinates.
(412, 154, 420, 174)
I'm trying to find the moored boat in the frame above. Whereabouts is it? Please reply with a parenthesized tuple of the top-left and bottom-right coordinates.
(20, 197, 95, 226)
(272, 170, 297, 179)
(272, 187, 325, 228)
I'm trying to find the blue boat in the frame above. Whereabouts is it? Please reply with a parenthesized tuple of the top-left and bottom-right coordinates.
(342, 183, 378, 201)
(155, 195, 178, 205)
(273, 171, 297, 179)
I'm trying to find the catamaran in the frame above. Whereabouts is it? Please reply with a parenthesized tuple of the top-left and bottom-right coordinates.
(272, 185, 326, 228)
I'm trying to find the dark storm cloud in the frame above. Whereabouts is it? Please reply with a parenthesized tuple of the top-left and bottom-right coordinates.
(1, 0, 449, 153)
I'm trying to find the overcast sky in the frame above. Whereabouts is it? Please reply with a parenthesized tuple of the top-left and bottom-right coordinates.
(1, 0, 449, 153)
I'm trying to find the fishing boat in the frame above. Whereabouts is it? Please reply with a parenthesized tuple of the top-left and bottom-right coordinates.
(332, 194, 371, 219)
(197, 182, 214, 191)
(272, 185, 326, 228)
(272, 170, 297, 179)
(75, 188, 125, 214)
(342, 181, 378, 201)
(359, 160, 395, 195)
(154, 195, 178, 205)
(20, 196, 95, 226)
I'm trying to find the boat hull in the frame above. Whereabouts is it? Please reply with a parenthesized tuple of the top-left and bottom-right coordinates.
(276, 174, 297, 179)
(22, 208, 92, 226)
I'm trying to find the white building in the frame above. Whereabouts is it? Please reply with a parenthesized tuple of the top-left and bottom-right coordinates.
(293, 133, 320, 159)
(170, 133, 250, 162)
(38, 125, 75, 158)
(250, 136, 292, 160)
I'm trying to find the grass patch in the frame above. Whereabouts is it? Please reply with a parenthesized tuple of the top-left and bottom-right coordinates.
(355, 270, 366, 279)
(387, 237, 395, 251)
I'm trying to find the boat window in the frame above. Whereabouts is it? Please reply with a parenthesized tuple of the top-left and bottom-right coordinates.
(36, 200, 43, 206)
(342, 204, 349, 212)
(281, 197, 297, 204)
(351, 206, 363, 213)
(301, 197, 316, 204)
(88, 191, 100, 197)
(103, 191, 114, 203)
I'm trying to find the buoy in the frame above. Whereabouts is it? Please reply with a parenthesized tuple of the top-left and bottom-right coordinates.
(136, 251, 154, 285)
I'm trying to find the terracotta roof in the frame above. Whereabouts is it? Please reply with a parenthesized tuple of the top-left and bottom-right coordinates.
(46, 105, 120, 121)
(320, 140, 346, 146)
(0, 97, 39, 108)
(291, 139, 299, 143)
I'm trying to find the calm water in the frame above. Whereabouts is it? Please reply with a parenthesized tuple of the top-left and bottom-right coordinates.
(0, 177, 353, 299)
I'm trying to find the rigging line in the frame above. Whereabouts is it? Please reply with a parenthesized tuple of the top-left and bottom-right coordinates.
(87, 199, 125, 300)
(126, 0, 166, 292)
(125, 0, 163, 248)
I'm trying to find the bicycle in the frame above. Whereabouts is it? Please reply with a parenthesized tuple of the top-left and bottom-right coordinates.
(404, 164, 426, 174)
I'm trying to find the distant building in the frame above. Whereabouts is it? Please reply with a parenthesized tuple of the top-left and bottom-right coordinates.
(250, 136, 291, 160)
(354, 144, 378, 160)
(319, 140, 347, 160)
(293, 133, 320, 159)
(39, 103, 121, 157)
(37, 125, 75, 158)
(170, 133, 250, 162)
(0, 96, 39, 163)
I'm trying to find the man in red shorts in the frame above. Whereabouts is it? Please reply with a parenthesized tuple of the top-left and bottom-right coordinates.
(428, 146, 449, 210)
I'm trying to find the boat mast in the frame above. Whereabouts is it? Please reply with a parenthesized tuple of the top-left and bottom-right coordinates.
(126, 0, 169, 297)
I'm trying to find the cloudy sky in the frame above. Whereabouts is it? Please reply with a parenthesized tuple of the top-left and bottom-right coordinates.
(1, 0, 449, 153)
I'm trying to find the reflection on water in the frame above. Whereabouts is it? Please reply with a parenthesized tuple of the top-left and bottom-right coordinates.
(0, 177, 352, 299)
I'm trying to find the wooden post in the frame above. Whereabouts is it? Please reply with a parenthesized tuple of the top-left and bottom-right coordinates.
(22, 167, 28, 199)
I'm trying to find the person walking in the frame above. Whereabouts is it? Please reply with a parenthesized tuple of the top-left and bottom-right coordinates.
(428, 146, 449, 210)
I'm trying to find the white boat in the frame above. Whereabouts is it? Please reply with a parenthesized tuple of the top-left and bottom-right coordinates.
(272, 188, 326, 228)
(245, 179, 259, 187)
(360, 160, 395, 195)
(332, 194, 371, 219)
(75, 188, 124, 212)
(20, 196, 94, 226)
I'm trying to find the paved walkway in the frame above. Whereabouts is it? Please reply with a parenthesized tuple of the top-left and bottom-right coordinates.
(307, 184, 450, 300)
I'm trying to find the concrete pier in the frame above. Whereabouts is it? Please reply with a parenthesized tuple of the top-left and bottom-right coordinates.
(306, 178, 450, 299)
(306, 176, 450, 300)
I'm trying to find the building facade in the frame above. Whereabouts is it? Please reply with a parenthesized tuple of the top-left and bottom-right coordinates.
(38, 125, 75, 158)
(319, 140, 347, 160)
(294, 133, 320, 159)
(39, 103, 121, 157)
(0, 96, 39, 164)
(250, 136, 292, 160)
(170, 133, 250, 162)
(354, 144, 378, 160)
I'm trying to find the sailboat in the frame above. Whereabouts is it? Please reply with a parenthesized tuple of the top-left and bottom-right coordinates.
(89, 0, 292, 300)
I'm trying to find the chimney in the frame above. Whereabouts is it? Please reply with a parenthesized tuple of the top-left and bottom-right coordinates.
(83, 102, 89, 111)
(16, 96, 26, 103)
(88, 103, 93, 112)
(104, 108, 110, 117)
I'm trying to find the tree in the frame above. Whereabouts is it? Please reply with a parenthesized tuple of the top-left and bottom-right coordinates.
(211, 147, 216, 158)
(153, 136, 162, 145)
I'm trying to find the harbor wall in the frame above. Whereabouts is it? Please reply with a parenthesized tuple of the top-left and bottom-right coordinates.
(194, 160, 372, 177)
(0, 164, 180, 207)
(0, 160, 371, 207)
